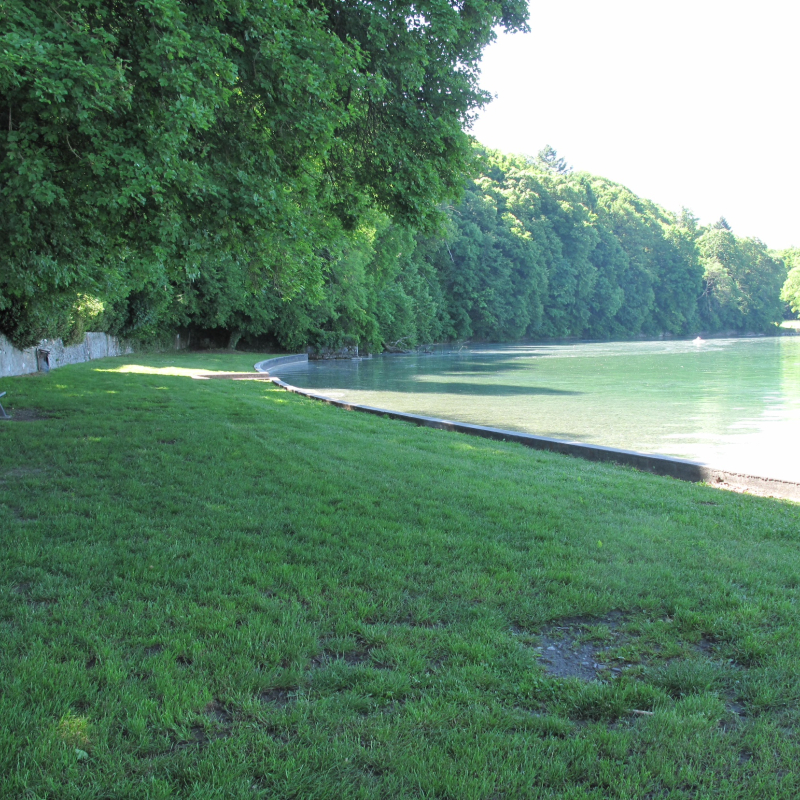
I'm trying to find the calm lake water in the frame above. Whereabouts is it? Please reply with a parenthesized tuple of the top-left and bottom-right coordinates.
(272, 337, 800, 483)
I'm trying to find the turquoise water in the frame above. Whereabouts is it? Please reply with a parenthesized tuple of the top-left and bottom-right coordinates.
(272, 337, 800, 482)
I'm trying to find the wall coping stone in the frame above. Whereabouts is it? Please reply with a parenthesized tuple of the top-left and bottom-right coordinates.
(253, 354, 308, 373)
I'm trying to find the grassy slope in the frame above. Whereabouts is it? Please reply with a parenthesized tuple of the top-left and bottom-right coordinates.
(1, 352, 799, 799)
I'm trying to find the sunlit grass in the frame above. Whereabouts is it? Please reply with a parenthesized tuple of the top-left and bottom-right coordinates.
(99, 364, 219, 377)
(97, 349, 279, 378)
(1, 351, 799, 799)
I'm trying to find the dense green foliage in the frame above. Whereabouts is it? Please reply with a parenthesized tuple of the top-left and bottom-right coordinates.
(0, 0, 526, 346)
(780, 248, 800, 318)
(2, 353, 800, 797)
(1, 1, 791, 350)
(247, 151, 790, 351)
(697, 228, 787, 332)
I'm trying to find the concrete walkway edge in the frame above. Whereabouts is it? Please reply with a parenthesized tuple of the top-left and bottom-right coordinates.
(255, 356, 800, 502)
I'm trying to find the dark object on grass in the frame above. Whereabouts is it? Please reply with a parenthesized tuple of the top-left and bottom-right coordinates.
(0, 391, 10, 419)
(37, 348, 51, 373)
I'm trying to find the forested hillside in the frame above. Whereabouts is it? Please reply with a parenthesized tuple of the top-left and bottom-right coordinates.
(1, 2, 794, 352)
(184, 149, 790, 352)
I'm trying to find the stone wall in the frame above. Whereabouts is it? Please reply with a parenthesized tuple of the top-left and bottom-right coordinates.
(307, 345, 361, 360)
(0, 332, 134, 378)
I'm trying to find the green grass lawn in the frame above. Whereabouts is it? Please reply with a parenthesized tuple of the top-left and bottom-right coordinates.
(1, 352, 799, 799)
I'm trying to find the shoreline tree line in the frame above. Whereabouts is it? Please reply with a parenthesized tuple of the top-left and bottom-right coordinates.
(1, 1, 796, 353)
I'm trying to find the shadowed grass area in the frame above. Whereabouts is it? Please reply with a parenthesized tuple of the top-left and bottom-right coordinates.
(1, 352, 799, 799)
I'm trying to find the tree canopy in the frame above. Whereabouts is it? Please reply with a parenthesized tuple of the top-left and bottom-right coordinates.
(1, 3, 792, 351)
(0, 0, 527, 346)
(533, 145, 571, 175)
(780, 247, 800, 317)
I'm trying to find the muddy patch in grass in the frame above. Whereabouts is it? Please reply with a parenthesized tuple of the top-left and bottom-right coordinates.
(525, 613, 755, 728)
(537, 637, 610, 681)
(204, 700, 233, 725)
(311, 636, 389, 669)
(719, 698, 747, 732)
(259, 687, 295, 707)
(520, 610, 634, 682)
(258, 723, 292, 744)
(171, 701, 233, 751)
(312, 648, 372, 667)
(693, 635, 716, 655)
(26, 597, 58, 610)
(173, 725, 230, 751)
(1, 468, 48, 483)
(1, 408, 51, 422)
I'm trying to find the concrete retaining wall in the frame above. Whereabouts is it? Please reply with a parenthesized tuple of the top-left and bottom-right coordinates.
(0, 332, 134, 378)
(266, 373, 800, 502)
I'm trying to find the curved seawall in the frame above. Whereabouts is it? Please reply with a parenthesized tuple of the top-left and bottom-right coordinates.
(254, 354, 308, 372)
(255, 356, 800, 502)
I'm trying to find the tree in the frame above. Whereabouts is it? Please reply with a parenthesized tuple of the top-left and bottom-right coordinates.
(779, 247, 800, 317)
(698, 229, 785, 331)
(533, 145, 572, 175)
(0, 0, 528, 346)
(711, 216, 732, 231)
(782, 268, 800, 317)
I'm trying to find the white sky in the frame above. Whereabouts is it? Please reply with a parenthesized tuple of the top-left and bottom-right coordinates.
(471, 0, 799, 250)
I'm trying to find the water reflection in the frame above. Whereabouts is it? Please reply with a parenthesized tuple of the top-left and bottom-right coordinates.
(273, 337, 800, 482)
(407, 380, 582, 397)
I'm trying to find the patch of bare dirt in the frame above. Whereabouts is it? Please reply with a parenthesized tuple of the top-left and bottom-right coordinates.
(0, 468, 48, 485)
(169, 701, 234, 751)
(311, 636, 389, 669)
(693, 635, 715, 655)
(719, 697, 747, 732)
(204, 700, 233, 725)
(173, 725, 230, 750)
(519, 611, 636, 682)
(259, 688, 294, 707)
(1, 408, 51, 421)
